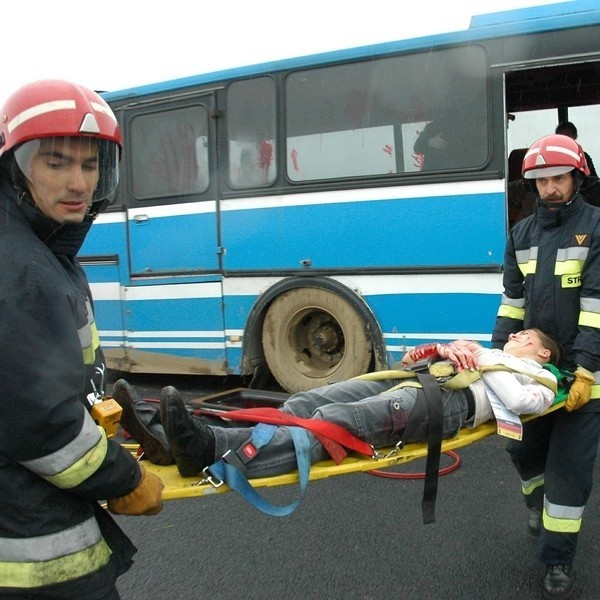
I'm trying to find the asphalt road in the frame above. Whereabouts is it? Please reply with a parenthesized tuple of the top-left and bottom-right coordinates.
(107, 372, 600, 600)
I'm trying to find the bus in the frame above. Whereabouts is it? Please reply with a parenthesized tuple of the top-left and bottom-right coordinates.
(81, 0, 600, 393)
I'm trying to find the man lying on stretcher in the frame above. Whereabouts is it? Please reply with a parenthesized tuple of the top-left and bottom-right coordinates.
(113, 329, 561, 479)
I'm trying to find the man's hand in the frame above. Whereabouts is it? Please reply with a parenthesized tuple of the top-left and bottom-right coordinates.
(107, 464, 164, 516)
(565, 366, 595, 412)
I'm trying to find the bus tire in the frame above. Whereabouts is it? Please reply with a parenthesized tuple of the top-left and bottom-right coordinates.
(262, 287, 373, 393)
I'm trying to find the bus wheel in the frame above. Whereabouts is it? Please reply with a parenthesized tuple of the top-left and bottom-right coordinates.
(262, 287, 372, 393)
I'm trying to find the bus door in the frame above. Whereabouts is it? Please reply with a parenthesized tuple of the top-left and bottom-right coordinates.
(503, 59, 600, 228)
(123, 96, 219, 275)
(115, 94, 228, 373)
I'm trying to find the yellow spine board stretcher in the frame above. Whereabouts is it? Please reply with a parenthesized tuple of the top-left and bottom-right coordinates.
(124, 401, 566, 502)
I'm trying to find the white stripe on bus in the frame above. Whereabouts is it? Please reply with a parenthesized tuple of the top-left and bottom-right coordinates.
(90, 180, 503, 222)
(89, 273, 502, 301)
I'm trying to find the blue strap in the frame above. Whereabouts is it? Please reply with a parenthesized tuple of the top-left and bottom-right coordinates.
(205, 426, 311, 517)
(252, 422, 278, 448)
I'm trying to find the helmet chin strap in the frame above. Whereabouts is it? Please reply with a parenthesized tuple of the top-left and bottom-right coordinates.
(86, 198, 110, 220)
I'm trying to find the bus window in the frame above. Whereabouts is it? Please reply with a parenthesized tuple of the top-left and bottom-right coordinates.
(227, 77, 276, 188)
(285, 45, 488, 181)
(130, 105, 209, 199)
(507, 108, 557, 153)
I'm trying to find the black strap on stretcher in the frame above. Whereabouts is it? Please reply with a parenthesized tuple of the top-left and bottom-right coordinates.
(412, 372, 444, 524)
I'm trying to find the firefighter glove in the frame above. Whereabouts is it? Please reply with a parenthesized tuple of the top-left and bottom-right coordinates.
(107, 464, 164, 516)
(565, 366, 595, 412)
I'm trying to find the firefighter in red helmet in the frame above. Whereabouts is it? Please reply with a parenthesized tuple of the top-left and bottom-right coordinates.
(0, 80, 164, 598)
(493, 134, 600, 600)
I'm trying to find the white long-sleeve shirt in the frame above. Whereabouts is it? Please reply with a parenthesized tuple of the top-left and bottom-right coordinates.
(467, 348, 557, 428)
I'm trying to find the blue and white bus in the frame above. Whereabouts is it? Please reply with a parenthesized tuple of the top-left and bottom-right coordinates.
(81, 0, 600, 392)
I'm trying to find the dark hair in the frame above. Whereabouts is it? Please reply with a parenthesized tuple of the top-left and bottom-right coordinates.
(532, 328, 561, 365)
(0, 149, 28, 193)
(555, 121, 578, 139)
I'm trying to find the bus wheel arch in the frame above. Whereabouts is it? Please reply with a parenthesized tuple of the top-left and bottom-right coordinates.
(243, 277, 386, 393)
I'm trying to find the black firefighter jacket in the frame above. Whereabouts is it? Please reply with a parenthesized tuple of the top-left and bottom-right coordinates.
(0, 178, 140, 595)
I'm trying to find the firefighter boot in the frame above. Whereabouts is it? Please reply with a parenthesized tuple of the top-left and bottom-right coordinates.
(543, 565, 574, 600)
(112, 379, 174, 465)
(160, 386, 216, 477)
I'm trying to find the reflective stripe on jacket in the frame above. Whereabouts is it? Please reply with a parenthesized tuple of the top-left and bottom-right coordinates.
(0, 517, 112, 588)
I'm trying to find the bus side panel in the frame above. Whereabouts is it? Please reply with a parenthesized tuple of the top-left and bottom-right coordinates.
(127, 203, 219, 275)
(365, 286, 502, 365)
(220, 182, 506, 271)
(121, 282, 228, 374)
(86, 265, 127, 364)
(335, 273, 502, 363)
(80, 214, 129, 265)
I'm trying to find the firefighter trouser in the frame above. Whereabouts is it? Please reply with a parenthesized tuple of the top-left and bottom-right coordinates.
(506, 408, 600, 565)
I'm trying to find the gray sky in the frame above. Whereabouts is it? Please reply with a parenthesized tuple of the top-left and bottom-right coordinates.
(1, 0, 561, 104)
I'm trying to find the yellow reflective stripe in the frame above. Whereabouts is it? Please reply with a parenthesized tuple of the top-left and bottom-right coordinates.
(497, 305, 525, 319)
(521, 475, 544, 496)
(81, 299, 100, 365)
(0, 538, 111, 588)
(44, 427, 108, 489)
(92, 321, 101, 351)
(518, 259, 537, 276)
(81, 321, 97, 364)
(591, 384, 600, 400)
(554, 259, 584, 276)
(83, 320, 101, 364)
(82, 345, 95, 365)
(578, 311, 600, 329)
(543, 499, 584, 533)
(543, 511, 582, 534)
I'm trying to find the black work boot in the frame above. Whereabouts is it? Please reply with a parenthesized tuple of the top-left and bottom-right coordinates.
(543, 565, 574, 600)
(112, 379, 174, 465)
(527, 507, 542, 538)
(160, 386, 215, 477)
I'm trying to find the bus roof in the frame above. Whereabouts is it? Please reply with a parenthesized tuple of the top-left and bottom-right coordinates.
(103, 0, 600, 103)
(469, 0, 599, 29)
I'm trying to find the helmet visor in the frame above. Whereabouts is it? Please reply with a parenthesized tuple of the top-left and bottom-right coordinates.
(523, 165, 574, 180)
(14, 136, 120, 205)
